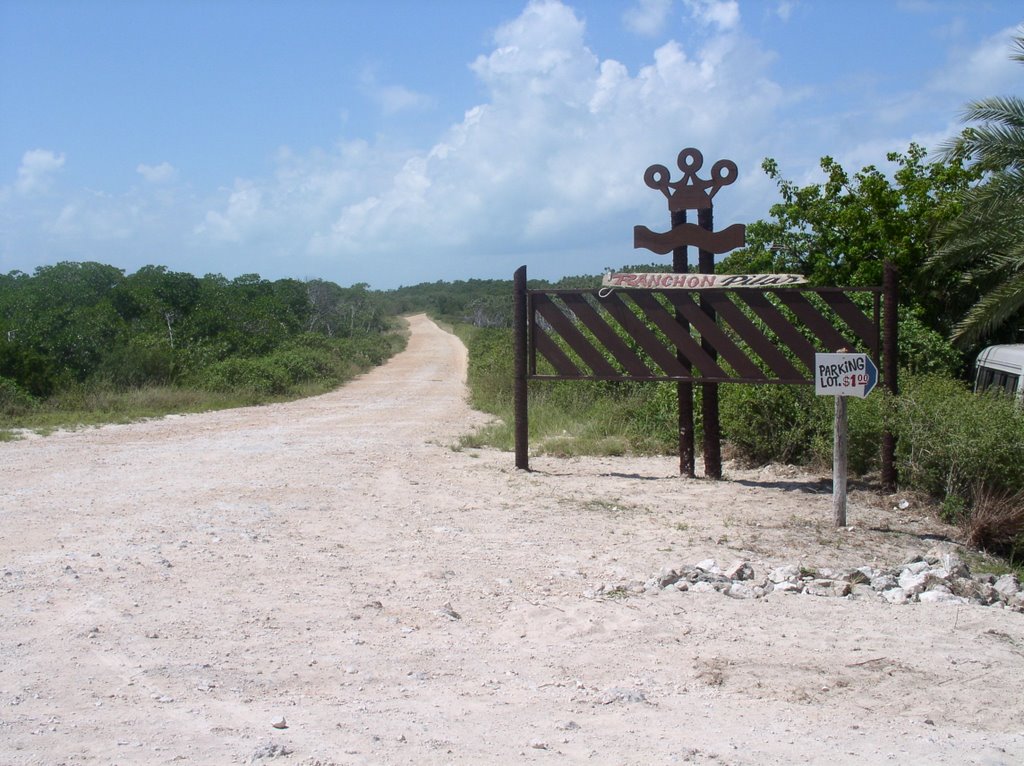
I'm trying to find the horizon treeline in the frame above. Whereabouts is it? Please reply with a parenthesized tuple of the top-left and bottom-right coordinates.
(0, 261, 400, 402)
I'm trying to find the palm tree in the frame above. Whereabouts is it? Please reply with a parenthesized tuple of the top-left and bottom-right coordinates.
(929, 34, 1024, 347)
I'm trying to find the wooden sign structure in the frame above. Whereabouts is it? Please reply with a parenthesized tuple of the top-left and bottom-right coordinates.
(512, 148, 899, 488)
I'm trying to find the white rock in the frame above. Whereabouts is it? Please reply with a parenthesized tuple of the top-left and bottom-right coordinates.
(695, 559, 719, 573)
(918, 591, 967, 604)
(898, 570, 929, 595)
(770, 581, 801, 593)
(882, 587, 908, 604)
(871, 574, 897, 591)
(723, 561, 754, 581)
(994, 574, 1020, 597)
(726, 583, 756, 599)
(769, 565, 800, 583)
(271, 716, 288, 729)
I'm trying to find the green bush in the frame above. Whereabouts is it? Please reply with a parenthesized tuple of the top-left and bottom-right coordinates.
(625, 381, 680, 453)
(720, 383, 827, 465)
(465, 327, 514, 410)
(94, 338, 176, 388)
(198, 357, 291, 396)
(808, 388, 891, 475)
(894, 373, 1024, 512)
(0, 376, 36, 416)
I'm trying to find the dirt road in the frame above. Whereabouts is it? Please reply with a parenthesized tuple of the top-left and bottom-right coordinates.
(2, 314, 1022, 765)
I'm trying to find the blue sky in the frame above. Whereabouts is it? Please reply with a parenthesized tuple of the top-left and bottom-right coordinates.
(1, 0, 1021, 289)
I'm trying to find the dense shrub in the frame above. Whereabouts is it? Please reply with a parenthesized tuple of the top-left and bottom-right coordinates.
(720, 383, 827, 465)
(199, 357, 291, 396)
(894, 374, 1024, 509)
(0, 376, 35, 415)
(465, 327, 514, 410)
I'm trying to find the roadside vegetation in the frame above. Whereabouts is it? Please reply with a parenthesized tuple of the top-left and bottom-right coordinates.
(0, 264, 406, 438)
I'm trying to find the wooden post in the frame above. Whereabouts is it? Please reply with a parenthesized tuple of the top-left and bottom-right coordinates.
(671, 209, 695, 478)
(698, 205, 721, 480)
(833, 395, 848, 527)
(513, 266, 529, 471)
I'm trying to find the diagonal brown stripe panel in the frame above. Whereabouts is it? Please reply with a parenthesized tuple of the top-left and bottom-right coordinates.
(533, 324, 581, 376)
(629, 292, 727, 378)
(533, 294, 619, 376)
(598, 292, 689, 377)
(701, 291, 806, 381)
(560, 294, 654, 377)
(732, 289, 818, 372)
(818, 291, 879, 355)
(773, 290, 859, 352)
(665, 292, 766, 380)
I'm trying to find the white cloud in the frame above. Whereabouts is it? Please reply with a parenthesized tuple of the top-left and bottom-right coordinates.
(15, 149, 65, 195)
(774, 1, 795, 22)
(137, 161, 177, 183)
(683, 0, 740, 32)
(196, 180, 264, 242)
(359, 67, 434, 114)
(192, 0, 794, 283)
(929, 25, 1023, 100)
(623, 0, 672, 37)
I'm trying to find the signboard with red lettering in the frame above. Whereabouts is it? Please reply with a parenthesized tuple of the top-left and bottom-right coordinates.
(601, 272, 808, 290)
(814, 353, 878, 398)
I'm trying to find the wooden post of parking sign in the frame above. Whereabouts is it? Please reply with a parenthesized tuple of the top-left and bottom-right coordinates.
(815, 353, 879, 527)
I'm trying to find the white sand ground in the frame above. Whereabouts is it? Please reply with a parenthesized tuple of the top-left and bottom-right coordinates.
(1, 314, 1022, 765)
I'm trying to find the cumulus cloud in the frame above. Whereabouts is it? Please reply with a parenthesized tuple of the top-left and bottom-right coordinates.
(194, 0, 790, 283)
(683, 0, 740, 31)
(623, 0, 672, 37)
(16, 149, 65, 195)
(929, 25, 1024, 99)
(137, 161, 177, 183)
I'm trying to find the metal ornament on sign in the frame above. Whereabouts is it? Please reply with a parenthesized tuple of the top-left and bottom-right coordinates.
(633, 147, 746, 255)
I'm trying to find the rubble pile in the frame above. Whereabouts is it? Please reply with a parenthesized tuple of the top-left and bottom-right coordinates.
(590, 546, 1023, 612)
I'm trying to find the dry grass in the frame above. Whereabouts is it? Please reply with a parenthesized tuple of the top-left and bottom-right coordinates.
(962, 484, 1024, 560)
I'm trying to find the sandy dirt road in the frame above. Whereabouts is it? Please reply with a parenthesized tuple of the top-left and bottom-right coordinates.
(2, 313, 1023, 765)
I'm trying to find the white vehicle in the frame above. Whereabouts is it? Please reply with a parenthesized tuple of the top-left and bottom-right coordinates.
(974, 344, 1024, 400)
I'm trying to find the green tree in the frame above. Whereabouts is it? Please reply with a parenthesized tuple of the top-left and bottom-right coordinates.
(928, 35, 1024, 347)
(720, 145, 978, 337)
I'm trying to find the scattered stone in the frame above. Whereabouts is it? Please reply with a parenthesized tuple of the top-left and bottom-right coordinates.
(769, 565, 800, 583)
(438, 602, 461, 621)
(725, 582, 756, 599)
(688, 581, 717, 594)
(251, 742, 293, 761)
(555, 720, 580, 731)
(617, 552, 1021, 611)
(597, 687, 647, 704)
(529, 739, 549, 750)
(270, 716, 288, 730)
(994, 575, 1020, 598)
(723, 560, 754, 581)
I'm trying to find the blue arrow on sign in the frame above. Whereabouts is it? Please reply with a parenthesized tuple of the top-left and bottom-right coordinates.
(862, 356, 878, 398)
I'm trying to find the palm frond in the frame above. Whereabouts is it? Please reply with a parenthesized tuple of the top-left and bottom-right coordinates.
(951, 270, 1024, 347)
